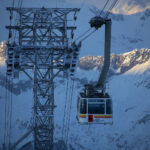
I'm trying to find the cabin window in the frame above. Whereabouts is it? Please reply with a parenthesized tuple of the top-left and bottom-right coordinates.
(106, 99, 112, 114)
(80, 99, 87, 114)
(77, 97, 80, 112)
(88, 103, 105, 114)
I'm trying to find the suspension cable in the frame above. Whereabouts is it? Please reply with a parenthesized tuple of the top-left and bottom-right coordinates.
(62, 78, 74, 148)
(12, 0, 15, 7)
(9, 80, 13, 149)
(74, 0, 119, 44)
(73, 28, 92, 43)
(105, 0, 119, 18)
(64, 79, 73, 139)
(7, 77, 10, 149)
(100, 0, 111, 16)
(62, 78, 70, 140)
(80, 28, 97, 42)
(4, 75, 13, 150)
(4, 0, 16, 148)
(4, 75, 8, 149)
(8, 77, 12, 150)
(80, 0, 85, 10)
(65, 80, 74, 146)
(18, 0, 23, 9)
(73, 0, 112, 44)
(6, 76, 9, 150)
(20, 0, 23, 9)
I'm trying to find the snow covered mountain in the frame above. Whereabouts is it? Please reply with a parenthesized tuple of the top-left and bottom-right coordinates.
(79, 48, 150, 74)
(0, 47, 150, 149)
(65, 0, 150, 15)
(111, 0, 150, 15)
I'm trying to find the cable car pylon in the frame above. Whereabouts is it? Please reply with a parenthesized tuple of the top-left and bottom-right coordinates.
(5, 7, 80, 150)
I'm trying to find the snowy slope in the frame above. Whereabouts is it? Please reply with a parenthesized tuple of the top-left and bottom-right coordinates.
(124, 60, 150, 89)
(79, 48, 150, 75)
(125, 59, 150, 75)
(54, 64, 150, 150)
(0, 48, 150, 149)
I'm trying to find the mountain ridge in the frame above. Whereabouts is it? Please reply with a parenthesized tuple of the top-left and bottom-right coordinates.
(78, 48, 150, 75)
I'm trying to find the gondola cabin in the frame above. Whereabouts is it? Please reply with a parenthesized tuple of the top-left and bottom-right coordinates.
(76, 17, 112, 125)
(77, 91, 113, 124)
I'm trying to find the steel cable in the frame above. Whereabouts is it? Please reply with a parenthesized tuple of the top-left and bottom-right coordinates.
(62, 78, 69, 140)
(4, 76, 12, 150)
(80, 28, 97, 42)
(73, 28, 92, 43)
(4, 75, 8, 148)
(73, 0, 112, 44)
(8, 80, 13, 149)
(62, 79, 74, 147)
(105, 0, 119, 18)
(65, 79, 72, 140)
(65, 80, 74, 147)
(100, 0, 111, 16)
(64, 79, 73, 140)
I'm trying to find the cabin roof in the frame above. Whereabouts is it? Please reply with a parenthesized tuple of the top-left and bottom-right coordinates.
(79, 92, 110, 98)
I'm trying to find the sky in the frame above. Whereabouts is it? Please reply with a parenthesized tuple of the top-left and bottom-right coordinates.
(0, 0, 149, 42)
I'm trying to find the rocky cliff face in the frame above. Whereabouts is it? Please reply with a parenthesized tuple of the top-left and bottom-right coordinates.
(78, 48, 150, 75)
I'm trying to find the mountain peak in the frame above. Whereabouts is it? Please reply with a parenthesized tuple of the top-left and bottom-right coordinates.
(111, 0, 150, 15)
(79, 48, 150, 75)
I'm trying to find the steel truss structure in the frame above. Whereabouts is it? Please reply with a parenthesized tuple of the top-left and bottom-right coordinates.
(6, 7, 80, 150)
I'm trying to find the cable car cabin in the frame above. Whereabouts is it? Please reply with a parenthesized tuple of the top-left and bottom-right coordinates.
(76, 17, 112, 125)
(77, 92, 113, 125)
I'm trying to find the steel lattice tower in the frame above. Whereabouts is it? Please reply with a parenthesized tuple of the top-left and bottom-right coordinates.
(6, 7, 80, 150)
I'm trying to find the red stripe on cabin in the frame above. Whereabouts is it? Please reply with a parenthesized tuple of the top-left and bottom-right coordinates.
(80, 115, 86, 118)
(94, 115, 112, 118)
